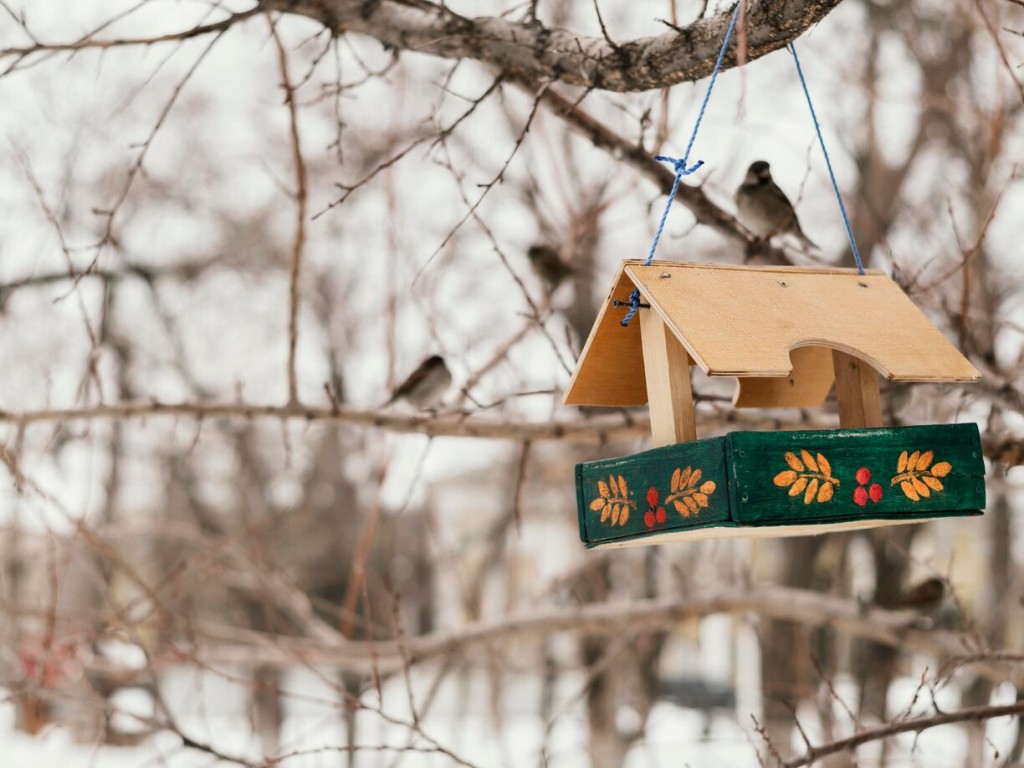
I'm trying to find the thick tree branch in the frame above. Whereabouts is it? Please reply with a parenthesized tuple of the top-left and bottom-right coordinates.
(0, 398, 1019, 466)
(80, 585, 1017, 684)
(0, 400, 646, 443)
(782, 700, 1024, 767)
(279, 0, 845, 93)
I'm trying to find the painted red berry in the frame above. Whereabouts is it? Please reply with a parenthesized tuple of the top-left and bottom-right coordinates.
(644, 510, 656, 528)
(869, 483, 883, 503)
(656, 506, 667, 524)
(647, 487, 659, 507)
(853, 486, 868, 507)
(855, 467, 871, 485)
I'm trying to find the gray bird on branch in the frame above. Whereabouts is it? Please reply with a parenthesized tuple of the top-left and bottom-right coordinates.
(527, 244, 574, 291)
(384, 355, 452, 410)
(891, 577, 946, 616)
(735, 160, 818, 252)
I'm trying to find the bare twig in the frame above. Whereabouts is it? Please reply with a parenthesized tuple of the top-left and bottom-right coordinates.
(454, 317, 537, 407)
(268, 17, 310, 406)
(413, 81, 549, 285)
(973, 0, 1024, 104)
(784, 701, 1024, 767)
(340, 463, 389, 637)
(0, 399, 647, 442)
(85, 28, 228, 278)
(524, 79, 789, 256)
(0, 7, 260, 76)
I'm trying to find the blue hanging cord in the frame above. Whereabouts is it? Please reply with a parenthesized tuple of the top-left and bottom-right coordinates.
(788, 41, 864, 274)
(620, 1, 743, 327)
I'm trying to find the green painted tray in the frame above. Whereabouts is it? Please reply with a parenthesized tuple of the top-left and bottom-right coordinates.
(576, 424, 985, 548)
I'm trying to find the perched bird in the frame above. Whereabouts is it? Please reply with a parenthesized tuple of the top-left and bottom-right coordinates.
(526, 244, 574, 290)
(384, 355, 452, 410)
(891, 577, 946, 615)
(735, 160, 818, 251)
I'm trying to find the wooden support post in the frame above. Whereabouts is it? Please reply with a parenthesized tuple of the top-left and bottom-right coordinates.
(639, 310, 697, 447)
(832, 350, 883, 428)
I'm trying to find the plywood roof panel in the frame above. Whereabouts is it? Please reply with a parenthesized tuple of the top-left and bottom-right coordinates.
(625, 262, 979, 381)
(562, 263, 648, 407)
(563, 261, 980, 408)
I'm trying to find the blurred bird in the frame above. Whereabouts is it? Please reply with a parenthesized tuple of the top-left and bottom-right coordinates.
(891, 577, 946, 615)
(735, 160, 818, 252)
(384, 355, 451, 410)
(526, 244, 574, 290)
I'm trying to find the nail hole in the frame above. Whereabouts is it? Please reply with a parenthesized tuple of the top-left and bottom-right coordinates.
(858, 282, 869, 288)
(778, 281, 788, 287)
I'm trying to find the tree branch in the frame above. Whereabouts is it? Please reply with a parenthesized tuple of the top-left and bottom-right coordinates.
(527, 80, 782, 251)
(0, 400, 647, 443)
(116, 585, 1019, 684)
(0, 397, 1019, 466)
(0, 7, 261, 72)
(268, 17, 309, 406)
(783, 700, 1024, 767)
(278, 0, 846, 93)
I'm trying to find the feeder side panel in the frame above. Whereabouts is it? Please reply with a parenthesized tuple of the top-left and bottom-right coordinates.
(726, 424, 985, 527)
(575, 436, 731, 547)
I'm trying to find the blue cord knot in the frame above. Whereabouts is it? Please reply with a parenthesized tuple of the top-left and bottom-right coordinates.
(619, 1, 742, 328)
(618, 9, 864, 335)
(655, 155, 704, 177)
(619, 290, 643, 327)
(619, 154, 702, 327)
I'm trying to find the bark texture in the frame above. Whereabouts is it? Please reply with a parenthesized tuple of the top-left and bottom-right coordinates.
(277, 0, 846, 92)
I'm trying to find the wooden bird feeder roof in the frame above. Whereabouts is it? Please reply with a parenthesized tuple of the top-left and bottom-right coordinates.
(564, 261, 980, 409)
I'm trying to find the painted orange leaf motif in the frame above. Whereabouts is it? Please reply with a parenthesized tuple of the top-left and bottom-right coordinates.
(817, 481, 834, 503)
(784, 452, 804, 471)
(590, 473, 636, 527)
(804, 478, 819, 505)
(774, 471, 798, 487)
(891, 450, 951, 501)
(801, 450, 818, 472)
(907, 450, 921, 471)
(666, 466, 717, 518)
(773, 449, 839, 505)
(817, 453, 832, 477)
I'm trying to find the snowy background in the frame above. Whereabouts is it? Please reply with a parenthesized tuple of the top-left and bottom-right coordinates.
(0, 0, 1022, 765)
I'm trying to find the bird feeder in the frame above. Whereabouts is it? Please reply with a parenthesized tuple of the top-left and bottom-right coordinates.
(566, 261, 986, 548)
